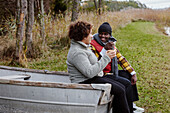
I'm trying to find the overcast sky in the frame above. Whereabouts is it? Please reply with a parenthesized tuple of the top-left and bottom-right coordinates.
(117, 0, 170, 9)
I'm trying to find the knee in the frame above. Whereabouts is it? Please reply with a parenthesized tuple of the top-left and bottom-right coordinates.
(126, 80, 131, 86)
(122, 78, 131, 87)
(118, 70, 131, 79)
(118, 88, 126, 96)
(112, 87, 126, 96)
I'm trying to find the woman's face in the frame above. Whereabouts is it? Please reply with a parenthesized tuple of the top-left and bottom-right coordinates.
(83, 29, 93, 45)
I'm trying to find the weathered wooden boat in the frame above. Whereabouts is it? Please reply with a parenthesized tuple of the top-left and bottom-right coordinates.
(0, 66, 113, 113)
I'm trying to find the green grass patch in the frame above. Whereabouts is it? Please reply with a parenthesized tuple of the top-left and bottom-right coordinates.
(114, 22, 169, 112)
(28, 48, 68, 72)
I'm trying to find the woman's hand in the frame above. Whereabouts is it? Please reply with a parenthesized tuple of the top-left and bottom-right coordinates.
(106, 50, 116, 59)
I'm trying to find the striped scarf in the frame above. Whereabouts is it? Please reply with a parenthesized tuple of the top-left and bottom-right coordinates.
(92, 34, 136, 76)
(93, 34, 118, 76)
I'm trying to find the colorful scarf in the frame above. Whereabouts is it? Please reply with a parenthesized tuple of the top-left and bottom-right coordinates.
(93, 34, 118, 76)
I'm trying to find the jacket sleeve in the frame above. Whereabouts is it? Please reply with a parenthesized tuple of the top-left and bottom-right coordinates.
(116, 48, 136, 75)
(71, 51, 111, 78)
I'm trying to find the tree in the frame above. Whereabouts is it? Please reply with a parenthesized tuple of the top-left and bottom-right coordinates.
(10, 0, 47, 66)
(14, 0, 27, 67)
(93, 0, 98, 14)
(54, 0, 67, 16)
(26, 0, 34, 57)
(40, 0, 45, 47)
(98, 0, 102, 15)
(34, 0, 45, 47)
(71, 0, 79, 21)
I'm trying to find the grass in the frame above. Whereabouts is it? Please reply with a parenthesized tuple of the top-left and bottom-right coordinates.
(28, 47, 68, 72)
(114, 22, 170, 112)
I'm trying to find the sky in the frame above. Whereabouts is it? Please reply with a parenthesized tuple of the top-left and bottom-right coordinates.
(117, 0, 170, 9)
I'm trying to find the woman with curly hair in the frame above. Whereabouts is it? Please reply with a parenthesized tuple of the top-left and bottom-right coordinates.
(67, 21, 132, 113)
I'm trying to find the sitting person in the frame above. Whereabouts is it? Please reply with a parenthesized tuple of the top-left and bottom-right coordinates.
(90, 22, 144, 112)
(67, 21, 134, 113)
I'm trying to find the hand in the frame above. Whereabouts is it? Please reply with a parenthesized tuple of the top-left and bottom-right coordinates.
(131, 74, 137, 85)
(104, 41, 114, 50)
(106, 50, 116, 59)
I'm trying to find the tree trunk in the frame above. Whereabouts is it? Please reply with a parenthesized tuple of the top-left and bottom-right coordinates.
(14, 0, 27, 66)
(93, 0, 98, 14)
(71, 0, 79, 22)
(26, 0, 34, 57)
(98, 0, 102, 15)
(16, 0, 20, 59)
(40, 0, 45, 47)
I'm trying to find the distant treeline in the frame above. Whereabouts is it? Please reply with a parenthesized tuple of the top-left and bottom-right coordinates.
(0, 0, 147, 35)
(0, 0, 147, 21)
(81, 0, 147, 12)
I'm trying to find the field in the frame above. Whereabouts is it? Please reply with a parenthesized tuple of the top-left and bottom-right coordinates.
(114, 22, 169, 112)
(0, 9, 170, 112)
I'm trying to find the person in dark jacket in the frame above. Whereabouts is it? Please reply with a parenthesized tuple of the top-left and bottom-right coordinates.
(90, 22, 144, 113)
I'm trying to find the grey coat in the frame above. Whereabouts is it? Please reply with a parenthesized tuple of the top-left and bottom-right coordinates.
(66, 40, 111, 83)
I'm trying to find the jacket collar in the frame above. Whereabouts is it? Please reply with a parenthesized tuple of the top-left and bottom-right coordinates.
(93, 33, 117, 47)
(71, 39, 89, 48)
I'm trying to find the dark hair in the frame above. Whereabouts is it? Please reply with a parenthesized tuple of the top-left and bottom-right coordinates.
(69, 21, 93, 41)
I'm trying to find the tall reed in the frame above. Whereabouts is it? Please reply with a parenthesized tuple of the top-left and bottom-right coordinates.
(40, 8, 170, 44)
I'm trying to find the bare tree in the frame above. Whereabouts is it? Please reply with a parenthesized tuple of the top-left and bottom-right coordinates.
(98, 0, 102, 15)
(26, 0, 34, 57)
(34, 0, 45, 47)
(14, 0, 27, 66)
(71, 0, 79, 21)
(40, 0, 45, 47)
(15, 0, 20, 59)
(93, 0, 98, 14)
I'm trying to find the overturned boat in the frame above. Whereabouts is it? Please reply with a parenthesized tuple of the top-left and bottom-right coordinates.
(0, 66, 113, 113)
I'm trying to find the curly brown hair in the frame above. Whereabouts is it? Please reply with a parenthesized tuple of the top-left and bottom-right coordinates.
(68, 21, 93, 41)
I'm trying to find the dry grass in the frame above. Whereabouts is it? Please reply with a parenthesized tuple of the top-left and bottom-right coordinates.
(0, 8, 169, 66)
(1, 8, 169, 59)
(41, 8, 170, 45)
(0, 8, 169, 62)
